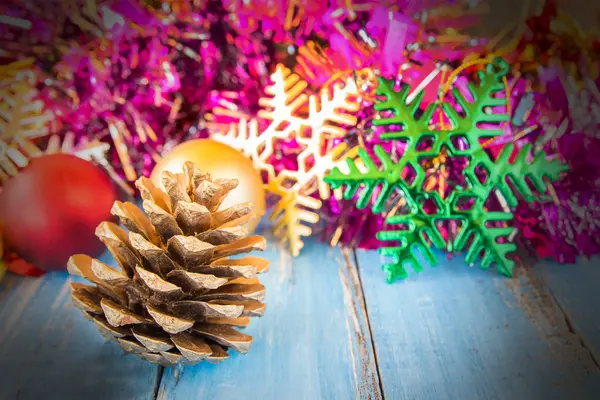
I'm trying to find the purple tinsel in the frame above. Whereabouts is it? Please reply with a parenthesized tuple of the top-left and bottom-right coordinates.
(514, 66, 600, 262)
(10, 0, 586, 259)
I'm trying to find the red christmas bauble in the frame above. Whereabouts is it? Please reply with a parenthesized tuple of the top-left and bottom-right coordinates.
(0, 154, 117, 271)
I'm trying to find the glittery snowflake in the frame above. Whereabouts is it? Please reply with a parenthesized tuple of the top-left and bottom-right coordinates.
(212, 65, 368, 255)
(326, 58, 568, 282)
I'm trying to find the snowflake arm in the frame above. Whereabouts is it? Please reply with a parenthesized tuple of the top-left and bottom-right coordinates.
(449, 58, 510, 145)
(258, 65, 309, 118)
(377, 202, 447, 282)
(0, 81, 52, 141)
(212, 65, 308, 163)
(213, 118, 261, 158)
(325, 145, 425, 213)
(453, 200, 517, 276)
(268, 143, 357, 256)
(267, 179, 321, 257)
(298, 142, 358, 200)
(372, 77, 436, 143)
(456, 142, 567, 276)
(475, 143, 568, 207)
(373, 58, 511, 158)
(0, 79, 53, 182)
(0, 139, 37, 179)
(294, 76, 361, 196)
(297, 77, 360, 147)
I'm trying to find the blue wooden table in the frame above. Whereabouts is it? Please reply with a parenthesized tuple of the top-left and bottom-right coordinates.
(1, 227, 599, 400)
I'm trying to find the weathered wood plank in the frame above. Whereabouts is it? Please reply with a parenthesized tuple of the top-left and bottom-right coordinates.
(157, 236, 382, 400)
(535, 258, 600, 363)
(355, 250, 600, 400)
(339, 248, 383, 400)
(0, 251, 160, 400)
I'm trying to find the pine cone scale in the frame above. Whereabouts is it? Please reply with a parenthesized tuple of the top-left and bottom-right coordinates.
(142, 200, 183, 242)
(160, 351, 184, 365)
(206, 316, 251, 327)
(95, 222, 140, 277)
(110, 201, 161, 245)
(213, 236, 267, 259)
(194, 324, 252, 354)
(170, 300, 243, 320)
(146, 304, 194, 334)
(71, 283, 103, 313)
(173, 201, 211, 234)
(117, 337, 147, 354)
(131, 327, 174, 353)
(134, 266, 184, 299)
(91, 315, 130, 337)
(129, 232, 179, 277)
(69, 162, 268, 366)
(166, 270, 229, 291)
(170, 332, 212, 362)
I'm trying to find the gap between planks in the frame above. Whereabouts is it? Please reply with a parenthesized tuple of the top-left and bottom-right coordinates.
(546, 285, 600, 369)
(509, 250, 600, 373)
(150, 245, 384, 400)
(532, 266, 600, 370)
(339, 248, 384, 400)
(149, 249, 598, 400)
(153, 366, 165, 400)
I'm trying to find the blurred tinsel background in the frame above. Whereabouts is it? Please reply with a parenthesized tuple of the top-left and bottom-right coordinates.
(0, 0, 598, 280)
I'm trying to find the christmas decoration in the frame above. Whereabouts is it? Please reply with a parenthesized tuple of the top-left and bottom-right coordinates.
(0, 73, 54, 183)
(1, 0, 593, 275)
(68, 161, 269, 366)
(515, 71, 600, 263)
(0, 72, 117, 193)
(0, 154, 118, 271)
(325, 58, 568, 282)
(212, 65, 369, 255)
(46, 22, 182, 184)
(501, 1, 600, 263)
(0, 126, 118, 279)
(8, 0, 278, 192)
(150, 139, 266, 233)
(220, 0, 486, 84)
(2, 0, 496, 224)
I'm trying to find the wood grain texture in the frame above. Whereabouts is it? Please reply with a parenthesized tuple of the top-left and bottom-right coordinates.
(535, 258, 600, 363)
(355, 249, 600, 400)
(156, 234, 381, 400)
(1, 239, 598, 400)
(0, 251, 161, 400)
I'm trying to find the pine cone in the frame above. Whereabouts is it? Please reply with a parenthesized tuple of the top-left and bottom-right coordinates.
(67, 161, 269, 366)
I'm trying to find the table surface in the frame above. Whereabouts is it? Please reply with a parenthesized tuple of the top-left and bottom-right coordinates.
(0, 228, 599, 400)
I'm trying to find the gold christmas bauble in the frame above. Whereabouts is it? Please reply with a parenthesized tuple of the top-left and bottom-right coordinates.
(150, 139, 265, 232)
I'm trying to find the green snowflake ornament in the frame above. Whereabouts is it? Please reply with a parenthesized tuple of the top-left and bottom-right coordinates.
(325, 58, 568, 282)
